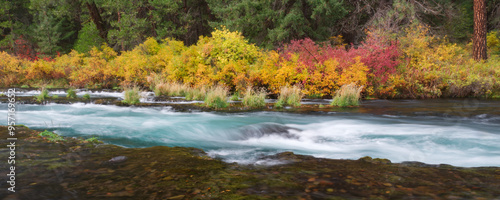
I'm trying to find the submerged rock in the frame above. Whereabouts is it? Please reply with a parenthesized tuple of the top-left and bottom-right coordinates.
(108, 156, 127, 163)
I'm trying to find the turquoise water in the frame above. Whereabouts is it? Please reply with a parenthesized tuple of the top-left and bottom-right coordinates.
(1, 99, 500, 167)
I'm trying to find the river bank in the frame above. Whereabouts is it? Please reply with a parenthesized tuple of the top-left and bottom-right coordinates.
(1, 126, 499, 199)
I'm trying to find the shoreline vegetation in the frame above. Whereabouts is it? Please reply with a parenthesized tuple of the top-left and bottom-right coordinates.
(1, 125, 499, 199)
(1, 25, 499, 105)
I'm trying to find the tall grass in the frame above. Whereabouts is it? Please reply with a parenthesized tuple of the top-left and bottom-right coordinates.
(185, 86, 208, 100)
(205, 85, 228, 109)
(275, 85, 302, 108)
(122, 86, 141, 105)
(36, 88, 49, 103)
(331, 83, 364, 107)
(242, 86, 266, 108)
(154, 82, 190, 97)
(66, 88, 77, 98)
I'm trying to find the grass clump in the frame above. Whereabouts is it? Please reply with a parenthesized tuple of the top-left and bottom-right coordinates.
(122, 87, 141, 105)
(154, 82, 189, 97)
(331, 83, 364, 107)
(242, 87, 266, 108)
(205, 85, 228, 109)
(275, 85, 302, 108)
(185, 86, 207, 101)
(39, 130, 65, 142)
(36, 89, 50, 103)
(83, 93, 90, 100)
(230, 92, 240, 101)
(66, 88, 77, 98)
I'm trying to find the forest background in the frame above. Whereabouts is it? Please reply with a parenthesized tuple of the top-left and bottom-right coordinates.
(1, 0, 499, 99)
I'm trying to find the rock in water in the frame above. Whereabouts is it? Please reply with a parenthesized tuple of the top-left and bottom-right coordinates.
(109, 156, 127, 163)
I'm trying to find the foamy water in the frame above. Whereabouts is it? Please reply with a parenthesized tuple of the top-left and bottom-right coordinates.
(1, 101, 499, 167)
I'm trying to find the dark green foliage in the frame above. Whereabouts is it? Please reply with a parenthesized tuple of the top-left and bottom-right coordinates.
(0, 0, 498, 56)
(74, 22, 105, 53)
(83, 93, 91, 100)
(207, 0, 347, 48)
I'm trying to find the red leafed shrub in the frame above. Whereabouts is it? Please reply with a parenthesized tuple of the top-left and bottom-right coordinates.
(280, 32, 400, 89)
(14, 35, 37, 61)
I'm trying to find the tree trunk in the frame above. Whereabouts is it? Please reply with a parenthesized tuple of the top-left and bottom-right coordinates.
(86, 1, 108, 41)
(473, 0, 487, 61)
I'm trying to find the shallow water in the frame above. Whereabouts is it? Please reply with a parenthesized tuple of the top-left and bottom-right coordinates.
(1, 99, 499, 167)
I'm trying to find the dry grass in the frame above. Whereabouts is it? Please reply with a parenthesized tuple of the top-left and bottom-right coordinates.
(242, 86, 266, 108)
(275, 85, 303, 108)
(205, 85, 228, 108)
(331, 83, 364, 107)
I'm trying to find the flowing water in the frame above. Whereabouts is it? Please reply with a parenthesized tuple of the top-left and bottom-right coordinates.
(1, 93, 499, 167)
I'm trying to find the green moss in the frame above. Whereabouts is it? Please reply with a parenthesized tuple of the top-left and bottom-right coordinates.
(38, 130, 65, 142)
(83, 93, 91, 100)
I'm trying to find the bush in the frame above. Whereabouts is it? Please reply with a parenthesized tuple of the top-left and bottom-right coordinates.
(331, 83, 364, 107)
(205, 85, 228, 109)
(83, 93, 91, 100)
(36, 89, 50, 103)
(122, 87, 141, 105)
(242, 87, 266, 108)
(275, 85, 302, 108)
(66, 88, 77, 98)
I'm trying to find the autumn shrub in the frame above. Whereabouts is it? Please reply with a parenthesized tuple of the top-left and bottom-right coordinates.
(205, 85, 228, 109)
(0, 51, 25, 86)
(487, 30, 500, 55)
(242, 86, 266, 108)
(69, 44, 118, 88)
(275, 85, 302, 108)
(331, 83, 364, 107)
(389, 24, 499, 98)
(122, 87, 141, 105)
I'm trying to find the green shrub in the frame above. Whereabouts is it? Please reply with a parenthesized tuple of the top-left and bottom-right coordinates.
(205, 85, 228, 109)
(242, 87, 266, 108)
(39, 130, 65, 142)
(36, 89, 50, 103)
(21, 85, 29, 88)
(83, 93, 91, 100)
(66, 88, 77, 98)
(331, 83, 364, 107)
(122, 87, 141, 105)
(275, 85, 302, 108)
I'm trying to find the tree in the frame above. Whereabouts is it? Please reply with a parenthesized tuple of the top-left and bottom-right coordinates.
(207, 0, 347, 48)
(473, 0, 487, 61)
